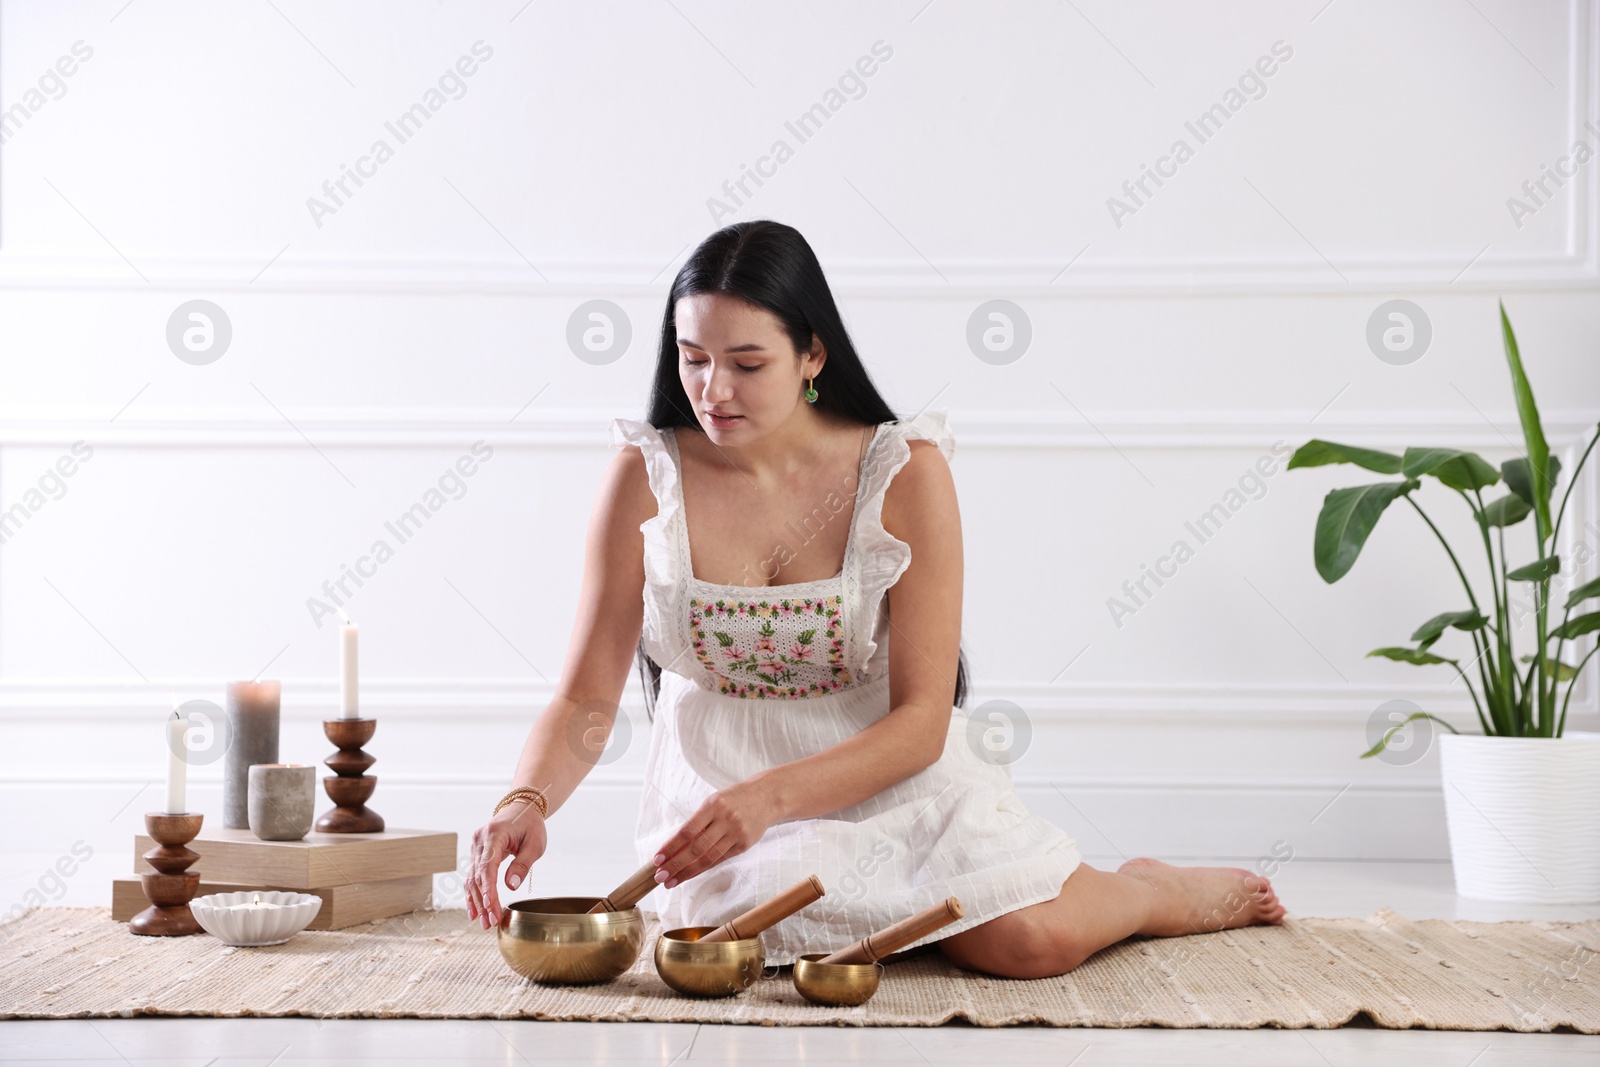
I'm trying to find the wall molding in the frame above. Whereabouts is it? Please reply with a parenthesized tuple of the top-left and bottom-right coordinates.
(2, 407, 1594, 722)
(0, 768, 1444, 796)
(1, 678, 1593, 726)
(0, 9, 1593, 298)
(0, 0, 1594, 299)
(1, 407, 1597, 450)
(0, 251, 1598, 297)
(0, 774, 1453, 862)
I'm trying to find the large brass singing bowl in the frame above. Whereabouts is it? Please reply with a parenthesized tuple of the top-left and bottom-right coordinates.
(497, 896, 645, 984)
(792, 952, 882, 1006)
(653, 926, 766, 998)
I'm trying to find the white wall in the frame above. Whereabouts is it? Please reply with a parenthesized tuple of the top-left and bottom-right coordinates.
(1, 0, 1597, 911)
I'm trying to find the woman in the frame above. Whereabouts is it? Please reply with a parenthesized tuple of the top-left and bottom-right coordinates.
(465, 220, 1285, 978)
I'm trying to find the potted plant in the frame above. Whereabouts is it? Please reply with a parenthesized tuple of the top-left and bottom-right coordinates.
(1288, 301, 1600, 903)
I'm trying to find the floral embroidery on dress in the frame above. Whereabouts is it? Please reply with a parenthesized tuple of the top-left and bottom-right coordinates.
(688, 593, 853, 699)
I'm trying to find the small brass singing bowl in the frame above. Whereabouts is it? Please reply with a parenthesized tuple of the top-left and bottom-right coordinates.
(792, 952, 883, 1007)
(497, 896, 645, 984)
(653, 926, 766, 997)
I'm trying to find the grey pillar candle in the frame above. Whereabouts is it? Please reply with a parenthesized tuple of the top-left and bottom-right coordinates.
(223, 680, 281, 829)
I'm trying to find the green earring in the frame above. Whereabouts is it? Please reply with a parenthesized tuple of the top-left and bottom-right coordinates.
(804, 377, 819, 403)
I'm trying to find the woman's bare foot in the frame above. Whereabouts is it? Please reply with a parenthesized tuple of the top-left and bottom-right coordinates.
(1117, 857, 1287, 937)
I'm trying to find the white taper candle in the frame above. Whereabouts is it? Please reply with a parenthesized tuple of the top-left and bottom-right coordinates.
(339, 614, 359, 719)
(165, 704, 187, 815)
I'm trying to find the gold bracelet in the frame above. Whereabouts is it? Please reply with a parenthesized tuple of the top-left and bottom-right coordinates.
(493, 786, 549, 819)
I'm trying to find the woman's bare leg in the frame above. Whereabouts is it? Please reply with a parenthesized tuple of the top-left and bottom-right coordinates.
(938, 857, 1287, 979)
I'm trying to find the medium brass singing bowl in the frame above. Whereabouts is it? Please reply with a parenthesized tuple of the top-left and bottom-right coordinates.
(497, 896, 645, 984)
(792, 952, 882, 1006)
(653, 926, 766, 998)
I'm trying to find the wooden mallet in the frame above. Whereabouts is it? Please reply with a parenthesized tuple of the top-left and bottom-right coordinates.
(586, 860, 661, 914)
(817, 896, 964, 965)
(695, 875, 825, 943)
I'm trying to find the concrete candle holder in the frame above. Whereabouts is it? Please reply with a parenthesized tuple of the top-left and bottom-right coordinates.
(247, 763, 315, 841)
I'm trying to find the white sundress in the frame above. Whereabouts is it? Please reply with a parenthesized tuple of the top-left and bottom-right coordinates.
(607, 409, 1083, 966)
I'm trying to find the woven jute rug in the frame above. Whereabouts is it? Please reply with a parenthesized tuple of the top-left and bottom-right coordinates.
(1, 906, 1595, 1030)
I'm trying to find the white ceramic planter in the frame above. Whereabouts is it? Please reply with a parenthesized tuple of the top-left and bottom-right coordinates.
(1439, 730, 1600, 903)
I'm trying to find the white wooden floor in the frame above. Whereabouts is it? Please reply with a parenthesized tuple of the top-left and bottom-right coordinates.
(3, 858, 1596, 1066)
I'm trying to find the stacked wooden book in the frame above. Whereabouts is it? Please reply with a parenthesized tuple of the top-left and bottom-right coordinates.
(112, 826, 457, 930)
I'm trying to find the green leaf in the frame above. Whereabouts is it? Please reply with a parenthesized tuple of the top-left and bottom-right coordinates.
(1410, 610, 1488, 646)
(1401, 447, 1502, 491)
(713, 631, 734, 647)
(1501, 457, 1535, 505)
(1312, 480, 1420, 583)
(1368, 646, 1452, 666)
(1481, 492, 1532, 528)
(1565, 575, 1600, 610)
(1552, 612, 1600, 641)
(1500, 302, 1552, 534)
(1501, 455, 1562, 507)
(1520, 654, 1579, 681)
(1360, 711, 1460, 759)
(1507, 556, 1561, 581)
(1288, 440, 1403, 475)
(796, 628, 816, 645)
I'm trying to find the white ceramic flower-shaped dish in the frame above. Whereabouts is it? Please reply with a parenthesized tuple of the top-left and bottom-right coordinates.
(190, 890, 323, 946)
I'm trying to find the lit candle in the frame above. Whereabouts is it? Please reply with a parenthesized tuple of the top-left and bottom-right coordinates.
(229, 892, 281, 912)
(164, 703, 187, 815)
(339, 610, 359, 719)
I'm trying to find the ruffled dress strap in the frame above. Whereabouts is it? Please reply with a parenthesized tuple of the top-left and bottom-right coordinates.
(843, 409, 957, 681)
(609, 418, 693, 675)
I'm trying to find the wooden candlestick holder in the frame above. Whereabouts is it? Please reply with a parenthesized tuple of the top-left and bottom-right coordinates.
(315, 718, 385, 833)
(129, 812, 204, 936)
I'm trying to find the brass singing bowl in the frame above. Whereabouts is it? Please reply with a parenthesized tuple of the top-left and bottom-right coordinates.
(792, 952, 883, 1006)
(653, 926, 766, 998)
(497, 896, 645, 984)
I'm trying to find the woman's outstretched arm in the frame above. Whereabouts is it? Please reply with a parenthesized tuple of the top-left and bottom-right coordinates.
(652, 439, 962, 888)
(464, 443, 655, 929)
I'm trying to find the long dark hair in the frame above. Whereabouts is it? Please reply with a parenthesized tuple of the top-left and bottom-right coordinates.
(632, 219, 970, 722)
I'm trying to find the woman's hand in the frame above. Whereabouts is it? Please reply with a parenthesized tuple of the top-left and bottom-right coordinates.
(652, 777, 782, 888)
(465, 800, 549, 930)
